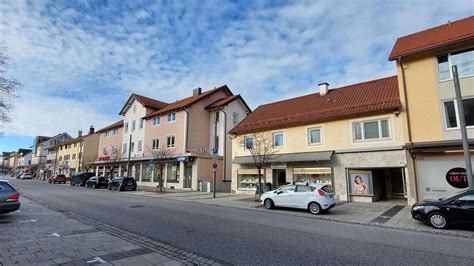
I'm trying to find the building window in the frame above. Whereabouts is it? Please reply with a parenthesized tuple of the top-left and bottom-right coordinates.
(167, 113, 176, 122)
(166, 162, 180, 183)
(244, 136, 254, 150)
(152, 138, 159, 150)
(215, 111, 219, 122)
(130, 142, 135, 153)
(112, 145, 118, 155)
(103, 147, 108, 155)
(138, 141, 143, 152)
(443, 98, 474, 129)
(72, 154, 76, 160)
(131, 120, 136, 131)
(166, 136, 175, 148)
(139, 119, 144, 130)
(133, 104, 136, 113)
(153, 117, 160, 126)
(105, 131, 110, 137)
(273, 132, 284, 148)
(123, 143, 127, 154)
(125, 122, 129, 133)
(113, 128, 119, 135)
(437, 49, 474, 81)
(237, 169, 259, 189)
(353, 119, 391, 142)
(233, 112, 239, 124)
(73, 143, 77, 147)
(308, 127, 322, 145)
(293, 168, 332, 185)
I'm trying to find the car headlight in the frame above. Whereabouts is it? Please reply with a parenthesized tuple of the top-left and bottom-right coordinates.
(412, 206, 425, 211)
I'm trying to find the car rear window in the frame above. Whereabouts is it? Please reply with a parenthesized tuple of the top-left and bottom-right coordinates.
(58, 175, 66, 178)
(0, 182, 16, 192)
(321, 185, 333, 193)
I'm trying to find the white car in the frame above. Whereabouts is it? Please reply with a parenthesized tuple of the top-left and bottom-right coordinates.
(260, 183, 336, 215)
(19, 173, 32, 180)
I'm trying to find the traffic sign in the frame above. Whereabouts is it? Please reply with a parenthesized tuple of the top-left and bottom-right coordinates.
(213, 163, 218, 169)
(212, 148, 218, 155)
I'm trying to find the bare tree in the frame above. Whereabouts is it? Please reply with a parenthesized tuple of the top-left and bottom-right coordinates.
(81, 154, 98, 173)
(237, 132, 278, 200)
(147, 144, 174, 193)
(0, 46, 19, 124)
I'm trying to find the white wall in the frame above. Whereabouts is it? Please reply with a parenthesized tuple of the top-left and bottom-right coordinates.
(122, 99, 147, 158)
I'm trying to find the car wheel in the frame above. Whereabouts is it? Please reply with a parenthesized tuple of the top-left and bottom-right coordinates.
(428, 212, 449, 229)
(308, 202, 321, 215)
(264, 199, 274, 209)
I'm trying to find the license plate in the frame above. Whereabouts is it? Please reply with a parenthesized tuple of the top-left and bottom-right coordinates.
(328, 194, 334, 198)
(127, 182, 133, 185)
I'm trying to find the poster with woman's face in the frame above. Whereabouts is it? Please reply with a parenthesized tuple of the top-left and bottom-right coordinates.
(350, 173, 372, 195)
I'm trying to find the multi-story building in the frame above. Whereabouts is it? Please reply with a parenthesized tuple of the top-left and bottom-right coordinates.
(31, 133, 72, 177)
(389, 16, 474, 201)
(55, 127, 99, 176)
(230, 77, 412, 203)
(94, 86, 250, 192)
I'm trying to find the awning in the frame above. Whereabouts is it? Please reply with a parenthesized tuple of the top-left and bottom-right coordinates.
(232, 151, 333, 164)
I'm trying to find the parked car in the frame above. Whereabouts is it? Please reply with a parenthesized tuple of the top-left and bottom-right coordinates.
(70, 172, 95, 187)
(85, 176, 109, 189)
(411, 190, 474, 229)
(108, 177, 137, 191)
(19, 173, 32, 180)
(48, 174, 67, 184)
(0, 180, 20, 214)
(260, 183, 336, 215)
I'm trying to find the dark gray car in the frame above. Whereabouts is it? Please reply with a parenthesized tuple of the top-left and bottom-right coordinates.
(0, 180, 20, 214)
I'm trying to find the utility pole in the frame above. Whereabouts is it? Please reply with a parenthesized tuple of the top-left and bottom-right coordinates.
(213, 111, 219, 198)
(452, 65, 473, 190)
(126, 134, 132, 178)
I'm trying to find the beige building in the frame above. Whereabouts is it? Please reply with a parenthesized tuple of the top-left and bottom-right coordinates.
(389, 16, 474, 200)
(230, 77, 412, 203)
(55, 127, 99, 176)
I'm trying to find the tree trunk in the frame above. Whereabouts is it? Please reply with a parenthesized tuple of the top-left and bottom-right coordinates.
(158, 165, 165, 193)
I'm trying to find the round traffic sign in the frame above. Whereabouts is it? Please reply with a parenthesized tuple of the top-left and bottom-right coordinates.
(213, 163, 218, 169)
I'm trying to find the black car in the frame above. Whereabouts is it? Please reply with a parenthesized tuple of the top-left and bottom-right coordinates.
(70, 172, 95, 187)
(0, 180, 20, 214)
(411, 190, 474, 229)
(85, 176, 109, 189)
(108, 177, 137, 191)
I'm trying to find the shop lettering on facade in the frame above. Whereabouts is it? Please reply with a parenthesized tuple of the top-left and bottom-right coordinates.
(445, 167, 469, 189)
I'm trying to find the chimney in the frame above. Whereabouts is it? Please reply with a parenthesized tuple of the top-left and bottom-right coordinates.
(318, 82, 329, 96)
(193, 87, 202, 97)
(78, 130, 83, 138)
(89, 125, 95, 135)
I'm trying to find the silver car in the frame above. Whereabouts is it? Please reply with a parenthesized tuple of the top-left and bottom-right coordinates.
(0, 180, 20, 214)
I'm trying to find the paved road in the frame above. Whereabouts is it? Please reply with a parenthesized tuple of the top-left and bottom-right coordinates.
(8, 178, 474, 265)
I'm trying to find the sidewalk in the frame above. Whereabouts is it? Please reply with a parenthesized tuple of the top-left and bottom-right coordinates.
(130, 187, 474, 238)
(0, 197, 220, 266)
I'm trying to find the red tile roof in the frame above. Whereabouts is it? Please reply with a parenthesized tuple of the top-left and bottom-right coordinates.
(389, 16, 474, 60)
(144, 85, 232, 119)
(229, 76, 400, 135)
(205, 94, 251, 112)
(97, 120, 124, 134)
(119, 93, 168, 115)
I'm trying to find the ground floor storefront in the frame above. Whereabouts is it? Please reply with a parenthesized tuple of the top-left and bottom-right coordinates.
(93, 154, 227, 191)
(232, 149, 413, 204)
(406, 141, 473, 201)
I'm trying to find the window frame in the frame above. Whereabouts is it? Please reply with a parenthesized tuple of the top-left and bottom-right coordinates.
(139, 119, 144, 130)
(153, 117, 161, 126)
(436, 48, 474, 82)
(233, 112, 239, 124)
(113, 128, 119, 136)
(272, 131, 285, 148)
(307, 127, 323, 146)
(167, 113, 176, 123)
(442, 98, 474, 130)
(352, 118, 392, 143)
(166, 135, 176, 149)
(137, 140, 143, 152)
(152, 138, 160, 150)
(131, 120, 136, 132)
(243, 136, 254, 151)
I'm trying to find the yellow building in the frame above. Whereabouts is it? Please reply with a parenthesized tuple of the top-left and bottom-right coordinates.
(55, 127, 99, 176)
(389, 16, 474, 200)
(230, 77, 413, 203)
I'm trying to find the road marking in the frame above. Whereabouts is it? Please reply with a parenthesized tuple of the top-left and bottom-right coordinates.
(19, 219, 36, 223)
(47, 233, 61, 237)
(86, 256, 106, 264)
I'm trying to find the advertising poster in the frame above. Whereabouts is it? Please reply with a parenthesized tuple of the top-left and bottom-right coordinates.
(350, 171, 373, 196)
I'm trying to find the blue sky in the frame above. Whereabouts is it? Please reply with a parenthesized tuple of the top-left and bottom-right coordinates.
(1, 0, 473, 153)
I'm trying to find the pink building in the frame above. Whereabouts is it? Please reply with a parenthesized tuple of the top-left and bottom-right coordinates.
(94, 86, 250, 191)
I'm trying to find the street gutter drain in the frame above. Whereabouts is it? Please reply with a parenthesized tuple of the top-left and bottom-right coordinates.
(129, 205, 146, 208)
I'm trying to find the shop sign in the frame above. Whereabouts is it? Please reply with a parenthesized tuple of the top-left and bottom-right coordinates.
(445, 167, 468, 189)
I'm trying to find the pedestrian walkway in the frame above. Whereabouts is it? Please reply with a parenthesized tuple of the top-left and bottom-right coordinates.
(130, 188, 474, 238)
(0, 197, 220, 265)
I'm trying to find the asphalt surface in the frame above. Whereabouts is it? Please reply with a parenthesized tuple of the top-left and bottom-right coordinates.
(6, 177, 474, 265)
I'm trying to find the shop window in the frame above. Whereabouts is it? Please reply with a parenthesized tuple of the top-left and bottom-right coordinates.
(142, 163, 152, 182)
(349, 170, 373, 196)
(443, 98, 474, 129)
(293, 168, 332, 185)
(307, 127, 322, 145)
(353, 119, 391, 142)
(237, 171, 259, 189)
(166, 162, 180, 183)
(273, 132, 284, 148)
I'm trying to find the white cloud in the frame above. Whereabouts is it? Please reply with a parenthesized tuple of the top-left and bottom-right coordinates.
(0, 0, 473, 138)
